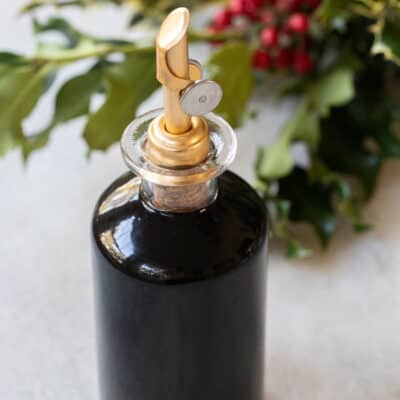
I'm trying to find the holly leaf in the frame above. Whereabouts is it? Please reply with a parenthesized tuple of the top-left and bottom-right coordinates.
(340, 57, 400, 160)
(291, 112, 320, 147)
(23, 66, 103, 160)
(372, 18, 400, 65)
(55, 67, 103, 123)
(310, 157, 370, 232)
(207, 43, 253, 127)
(34, 17, 82, 46)
(256, 99, 321, 180)
(287, 239, 312, 258)
(357, 101, 400, 160)
(255, 105, 300, 180)
(0, 52, 26, 66)
(0, 64, 54, 156)
(83, 53, 159, 151)
(33, 17, 115, 63)
(338, 195, 371, 232)
(319, 108, 382, 199)
(375, 129, 400, 159)
(22, 130, 52, 160)
(21, 1, 88, 14)
(129, 12, 145, 27)
(318, 0, 348, 19)
(256, 138, 294, 180)
(278, 167, 336, 247)
(309, 65, 355, 117)
(272, 199, 313, 258)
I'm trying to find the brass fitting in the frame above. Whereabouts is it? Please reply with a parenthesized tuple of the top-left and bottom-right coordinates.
(146, 114, 209, 168)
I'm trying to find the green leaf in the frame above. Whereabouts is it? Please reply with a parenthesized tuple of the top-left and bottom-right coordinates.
(318, 0, 345, 19)
(319, 108, 382, 199)
(309, 66, 355, 116)
(36, 37, 110, 62)
(129, 13, 145, 27)
(256, 100, 321, 180)
(372, 19, 400, 65)
(23, 66, 103, 160)
(253, 177, 268, 193)
(277, 199, 291, 219)
(287, 239, 312, 259)
(278, 167, 336, 247)
(55, 67, 103, 123)
(358, 100, 400, 160)
(276, 76, 306, 98)
(375, 129, 400, 158)
(34, 17, 82, 46)
(32, 17, 124, 63)
(0, 64, 54, 156)
(338, 195, 371, 232)
(291, 112, 320, 147)
(318, 0, 352, 24)
(310, 156, 371, 232)
(0, 52, 26, 66)
(22, 129, 52, 160)
(271, 198, 313, 258)
(207, 43, 253, 127)
(257, 138, 294, 180)
(21, 0, 84, 14)
(340, 58, 400, 160)
(257, 65, 354, 181)
(83, 53, 159, 151)
(255, 105, 300, 180)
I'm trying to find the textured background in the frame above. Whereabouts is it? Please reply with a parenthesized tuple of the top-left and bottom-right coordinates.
(1, 2, 400, 399)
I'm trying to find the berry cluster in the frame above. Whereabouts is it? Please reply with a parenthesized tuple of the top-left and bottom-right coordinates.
(210, 0, 320, 75)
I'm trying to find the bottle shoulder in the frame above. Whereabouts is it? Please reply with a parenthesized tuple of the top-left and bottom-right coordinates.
(92, 171, 268, 283)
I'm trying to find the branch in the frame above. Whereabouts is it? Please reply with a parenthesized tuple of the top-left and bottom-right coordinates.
(20, 0, 123, 13)
(29, 44, 154, 65)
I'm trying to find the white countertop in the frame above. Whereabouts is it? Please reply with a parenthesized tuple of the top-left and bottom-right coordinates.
(1, 2, 399, 399)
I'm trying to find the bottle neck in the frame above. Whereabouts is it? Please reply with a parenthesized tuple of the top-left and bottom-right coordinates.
(140, 178, 218, 213)
(120, 110, 237, 213)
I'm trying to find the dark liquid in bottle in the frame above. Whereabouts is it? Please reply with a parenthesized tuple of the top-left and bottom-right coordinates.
(92, 170, 268, 400)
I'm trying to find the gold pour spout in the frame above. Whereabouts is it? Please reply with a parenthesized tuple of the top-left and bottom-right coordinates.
(146, 7, 210, 168)
(157, 7, 192, 134)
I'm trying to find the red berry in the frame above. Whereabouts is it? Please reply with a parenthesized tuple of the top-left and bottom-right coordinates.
(261, 27, 280, 48)
(252, 49, 272, 70)
(293, 51, 313, 74)
(274, 0, 301, 12)
(287, 13, 309, 33)
(247, 0, 263, 7)
(230, 0, 262, 19)
(230, 0, 247, 15)
(245, 0, 262, 20)
(275, 49, 293, 68)
(306, 0, 321, 9)
(260, 10, 274, 24)
(213, 9, 232, 29)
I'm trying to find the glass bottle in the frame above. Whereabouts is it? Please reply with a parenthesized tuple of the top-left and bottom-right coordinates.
(91, 8, 268, 400)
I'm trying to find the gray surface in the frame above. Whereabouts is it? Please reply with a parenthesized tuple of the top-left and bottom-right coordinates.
(1, 2, 400, 399)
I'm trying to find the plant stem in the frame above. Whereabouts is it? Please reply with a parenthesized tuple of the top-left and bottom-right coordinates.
(20, 0, 86, 13)
(29, 44, 155, 65)
(28, 28, 245, 65)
